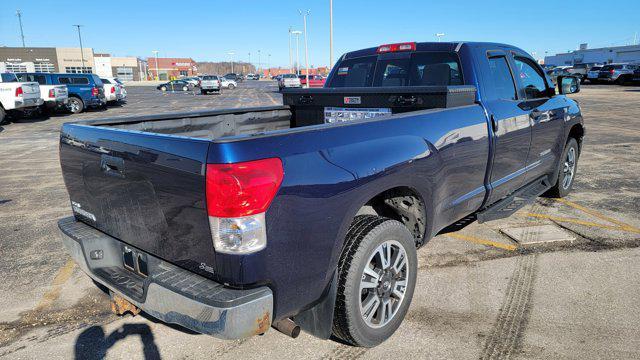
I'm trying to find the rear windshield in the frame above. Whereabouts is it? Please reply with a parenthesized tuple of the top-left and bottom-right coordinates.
(601, 65, 623, 71)
(328, 51, 463, 88)
(101, 78, 111, 84)
(589, 66, 602, 71)
(202, 76, 218, 80)
(282, 74, 297, 79)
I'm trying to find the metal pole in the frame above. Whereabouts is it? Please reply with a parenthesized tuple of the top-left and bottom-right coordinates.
(292, 31, 302, 75)
(267, 54, 271, 76)
(301, 10, 310, 87)
(73, 25, 85, 71)
(288, 27, 293, 73)
(329, 0, 333, 68)
(258, 50, 261, 75)
(152, 50, 159, 80)
(248, 52, 251, 72)
(16, 10, 26, 47)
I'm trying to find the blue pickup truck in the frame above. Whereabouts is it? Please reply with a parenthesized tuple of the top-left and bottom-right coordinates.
(57, 41, 583, 347)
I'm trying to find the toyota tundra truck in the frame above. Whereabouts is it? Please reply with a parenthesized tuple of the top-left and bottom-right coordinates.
(0, 72, 43, 124)
(58, 41, 584, 347)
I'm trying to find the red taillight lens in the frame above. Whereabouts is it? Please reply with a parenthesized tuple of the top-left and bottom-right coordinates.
(15, 87, 23, 97)
(110, 86, 115, 93)
(610, 69, 615, 74)
(92, 87, 99, 96)
(206, 158, 284, 218)
(377, 42, 416, 53)
(48, 89, 55, 98)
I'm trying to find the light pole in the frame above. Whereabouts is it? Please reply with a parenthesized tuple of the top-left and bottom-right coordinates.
(16, 10, 26, 47)
(257, 50, 261, 75)
(299, 10, 311, 87)
(329, 0, 334, 67)
(292, 31, 302, 75)
(228, 51, 235, 73)
(73, 25, 86, 71)
(152, 50, 159, 80)
(248, 52, 251, 72)
(288, 27, 293, 73)
(267, 54, 271, 76)
(436, 33, 445, 42)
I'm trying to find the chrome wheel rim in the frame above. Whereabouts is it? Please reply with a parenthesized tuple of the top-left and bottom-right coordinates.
(69, 100, 80, 113)
(562, 147, 576, 190)
(359, 240, 409, 329)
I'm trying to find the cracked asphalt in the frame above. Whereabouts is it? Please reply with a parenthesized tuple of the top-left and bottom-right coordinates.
(0, 81, 639, 359)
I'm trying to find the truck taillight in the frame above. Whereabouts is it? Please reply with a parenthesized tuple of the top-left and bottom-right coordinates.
(610, 69, 615, 74)
(206, 158, 283, 254)
(15, 87, 23, 97)
(92, 87, 99, 96)
(377, 42, 416, 53)
(110, 86, 115, 93)
(48, 89, 56, 98)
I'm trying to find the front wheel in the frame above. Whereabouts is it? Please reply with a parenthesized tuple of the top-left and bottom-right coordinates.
(183, 86, 189, 91)
(547, 138, 579, 198)
(332, 215, 417, 347)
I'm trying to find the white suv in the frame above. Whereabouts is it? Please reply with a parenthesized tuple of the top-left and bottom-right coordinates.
(278, 74, 302, 91)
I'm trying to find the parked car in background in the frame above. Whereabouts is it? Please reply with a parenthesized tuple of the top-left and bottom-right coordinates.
(181, 77, 201, 87)
(112, 78, 128, 98)
(223, 73, 243, 82)
(272, 74, 283, 81)
(100, 77, 126, 104)
(48, 73, 106, 114)
(16, 73, 68, 111)
(586, 66, 603, 83)
(220, 77, 237, 89)
(200, 75, 222, 94)
(597, 64, 639, 84)
(0, 72, 43, 123)
(157, 80, 194, 92)
(246, 74, 259, 80)
(299, 74, 326, 88)
(548, 67, 573, 86)
(613, 65, 640, 85)
(567, 63, 600, 83)
(278, 73, 302, 90)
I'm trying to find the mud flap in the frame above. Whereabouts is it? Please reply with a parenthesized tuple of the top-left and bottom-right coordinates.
(292, 271, 337, 339)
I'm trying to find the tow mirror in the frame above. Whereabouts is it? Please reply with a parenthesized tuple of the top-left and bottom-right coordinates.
(558, 76, 580, 95)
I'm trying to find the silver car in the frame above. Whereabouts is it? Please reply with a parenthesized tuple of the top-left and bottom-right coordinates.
(597, 64, 639, 84)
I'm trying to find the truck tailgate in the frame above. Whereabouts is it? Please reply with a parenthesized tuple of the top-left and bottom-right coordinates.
(59, 123, 216, 277)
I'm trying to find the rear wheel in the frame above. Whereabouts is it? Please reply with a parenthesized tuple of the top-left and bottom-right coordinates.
(183, 86, 189, 91)
(68, 97, 84, 114)
(160, 86, 167, 91)
(228, 84, 235, 89)
(332, 215, 417, 347)
(201, 89, 207, 95)
(548, 138, 579, 198)
(0, 106, 6, 125)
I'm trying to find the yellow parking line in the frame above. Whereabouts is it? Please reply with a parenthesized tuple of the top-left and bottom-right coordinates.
(554, 198, 640, 233)
(34, 259, 75, 311)
(445, 233, 517, 251)
(522, 212, 629, 232)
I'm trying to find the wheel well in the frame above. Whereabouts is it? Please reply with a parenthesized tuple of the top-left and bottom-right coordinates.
(568, 123, 584, 150)
(355, 187, 427, 246)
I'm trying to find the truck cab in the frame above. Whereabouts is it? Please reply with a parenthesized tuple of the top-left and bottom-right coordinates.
(16, 73, 69, 111)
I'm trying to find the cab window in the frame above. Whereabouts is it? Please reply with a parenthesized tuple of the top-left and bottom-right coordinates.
(486, 56, 517, 101)
(513, 57, 548, 99)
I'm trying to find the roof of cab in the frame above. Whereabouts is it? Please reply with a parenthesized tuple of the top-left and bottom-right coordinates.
(342, 41, 523, 60)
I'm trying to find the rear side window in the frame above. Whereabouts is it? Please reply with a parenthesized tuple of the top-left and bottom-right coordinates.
(1, 73, 18, 82)
(486, 57, 517, 101)
(101, 78, 111, 84)
(72, 77, 90, 84)
(328, 56, 376, 87)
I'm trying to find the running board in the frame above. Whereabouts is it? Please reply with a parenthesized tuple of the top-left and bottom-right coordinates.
(476, 177, 551, 224)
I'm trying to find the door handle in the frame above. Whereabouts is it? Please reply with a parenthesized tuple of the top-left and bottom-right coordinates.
(100, 155, 125, 178)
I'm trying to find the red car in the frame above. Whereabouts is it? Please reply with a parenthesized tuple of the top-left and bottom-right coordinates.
(298, 74, 326, 88)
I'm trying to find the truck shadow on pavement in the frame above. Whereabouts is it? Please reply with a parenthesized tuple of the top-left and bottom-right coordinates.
(74, 323, 161, 360)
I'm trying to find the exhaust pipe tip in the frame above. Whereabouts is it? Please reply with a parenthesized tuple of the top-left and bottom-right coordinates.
(273, 318, 300, 338)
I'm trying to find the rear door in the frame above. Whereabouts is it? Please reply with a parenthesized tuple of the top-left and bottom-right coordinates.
(478, 49, 532, 203)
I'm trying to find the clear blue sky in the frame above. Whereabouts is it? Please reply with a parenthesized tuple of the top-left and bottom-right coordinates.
(1, 0, 638, 68)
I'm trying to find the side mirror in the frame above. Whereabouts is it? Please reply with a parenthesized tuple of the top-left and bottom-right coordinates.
(558, 75, 580, 95)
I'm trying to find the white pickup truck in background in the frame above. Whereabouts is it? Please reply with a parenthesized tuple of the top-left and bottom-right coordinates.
(0, 73, 43, 124)
(100, 77, 126, 104)
(16, 73, 68, 111)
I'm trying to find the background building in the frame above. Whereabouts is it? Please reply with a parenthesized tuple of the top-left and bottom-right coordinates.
(0, 47, 58, 73)
(55, 47, 95, 73)
(147, 57, 197, 80)
(544, 44, 640, 66)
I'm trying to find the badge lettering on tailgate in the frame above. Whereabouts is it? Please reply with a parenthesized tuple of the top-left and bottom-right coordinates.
(344, 96, 361, 105)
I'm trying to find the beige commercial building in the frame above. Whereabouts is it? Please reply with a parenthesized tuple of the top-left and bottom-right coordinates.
(55, 47, 96, 73)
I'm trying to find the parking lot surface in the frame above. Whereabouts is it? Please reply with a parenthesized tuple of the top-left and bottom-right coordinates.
(0, 82, 639, 359)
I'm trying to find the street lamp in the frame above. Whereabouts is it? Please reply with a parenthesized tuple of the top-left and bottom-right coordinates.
(267, 54, 271, 76)
(248, 52, 251, 71)
(329, 0, 334, 67)
(291, 30, 302, 75)
(436, 33, 445, 42)
(152, 50, 159, 80)
(257, 50, 261, 75)
(228, 51, 235, 73)
(73, 25, 86, 71)
(288, 27, 293, 73)
(299, 10, 311, 87)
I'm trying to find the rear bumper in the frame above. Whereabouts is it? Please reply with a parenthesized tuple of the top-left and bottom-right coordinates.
(14, 97, 44, 109)
(58, 217, 273, 339)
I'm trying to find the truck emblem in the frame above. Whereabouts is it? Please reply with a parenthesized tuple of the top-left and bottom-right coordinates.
(344, 96, 361, 105)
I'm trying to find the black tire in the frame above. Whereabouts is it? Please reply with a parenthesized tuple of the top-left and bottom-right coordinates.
(160, 86, 167, 91)
(201, 89, 207, 95)
(68, 97, 84, 114)
(332, 215, 417, 347)
(182, 86, 189, 91)
(228, 84, 235, 90)
(547, 138, 580, 198)
(0, 106, 6, 125)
